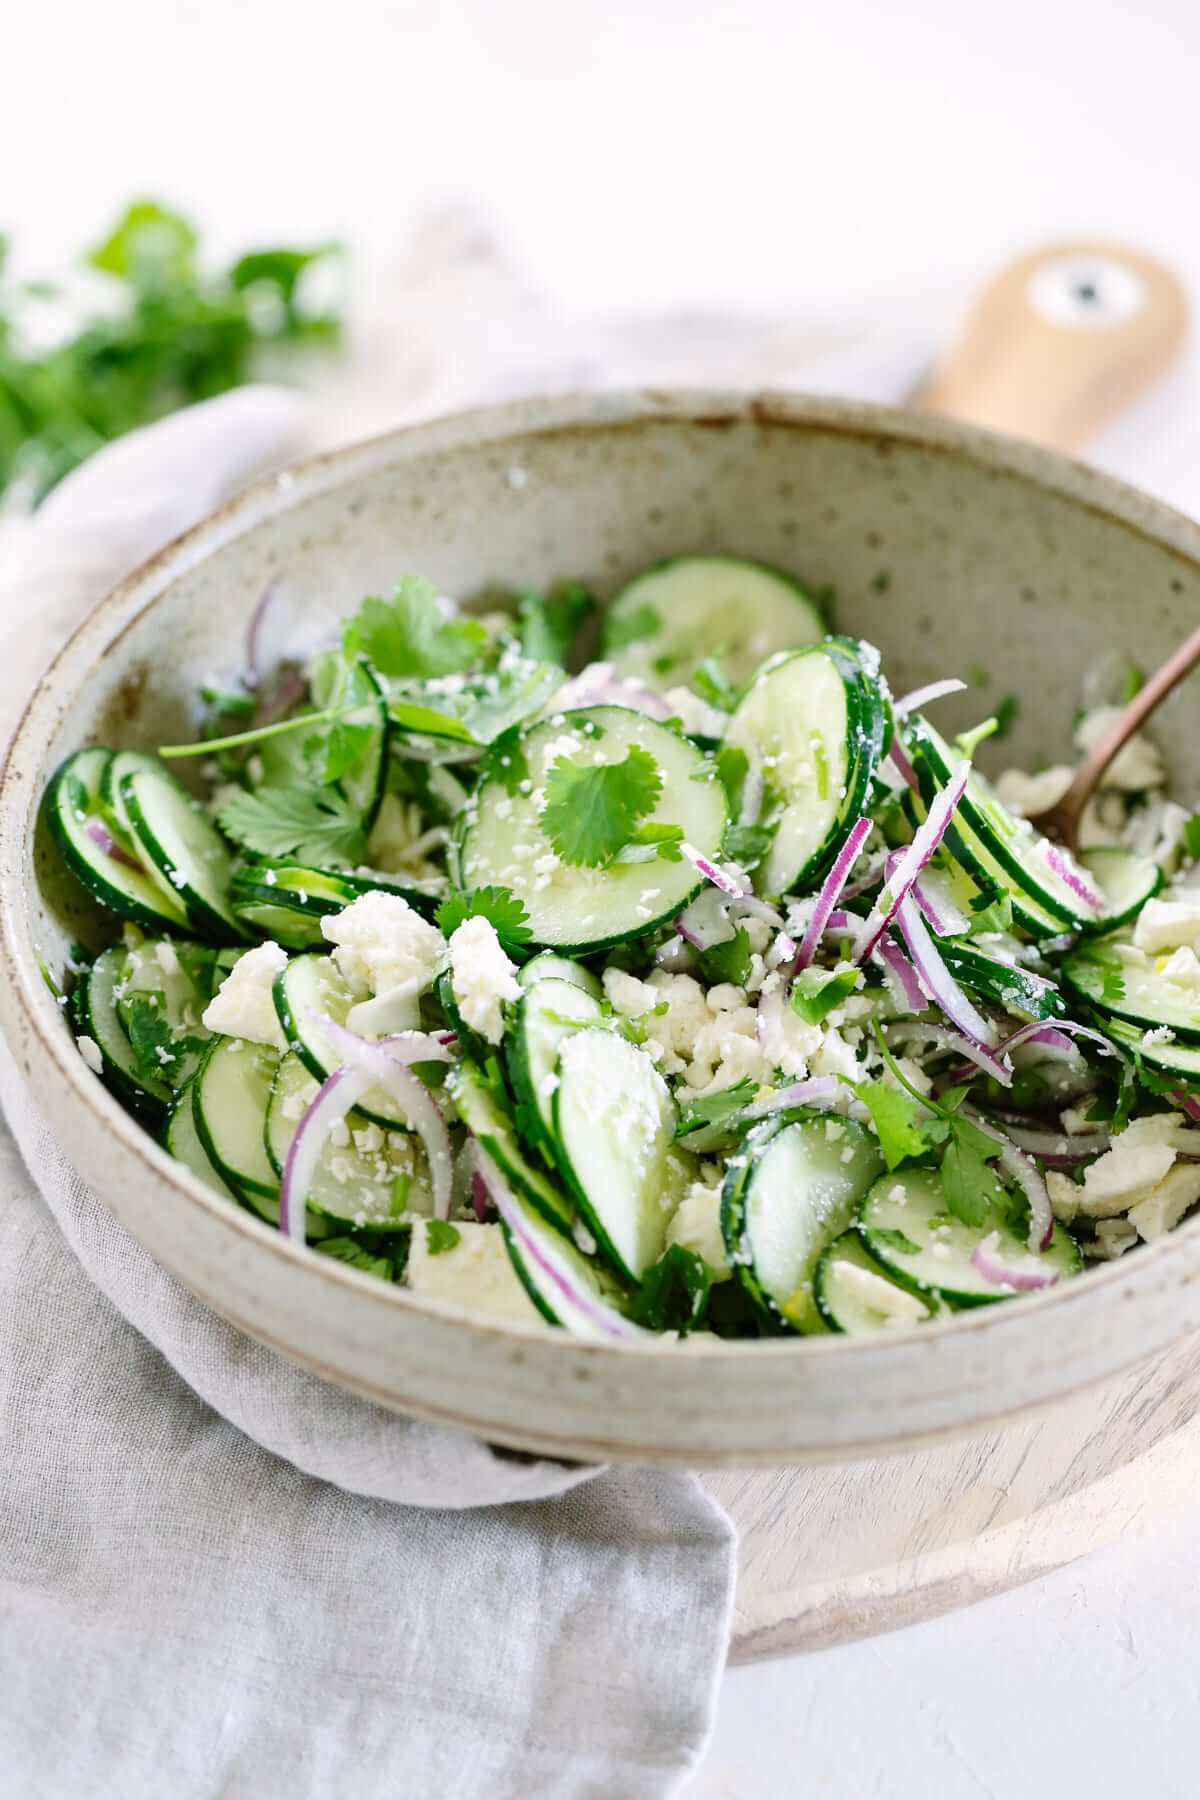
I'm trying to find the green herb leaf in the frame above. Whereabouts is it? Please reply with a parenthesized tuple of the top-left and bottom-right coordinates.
(790, 964, 859, 1025)
(305, 719, 374, 784)
(315, 1234, 407, 1282)
(217, 785, 366, 866)
(436, 885, 532, 951)
(698, 927, 753, 988)
(691, 657, 737, 713)
(941, 1133, 1004, 1227)
(541, 745, 662, 867)
(628, 1245, 712, 1335)
(604, 602, 662, 651)
(715, 744, 749, 817)
(1183, 814, 1200, 861)
(722, 822, 775, 872)
(1073, 939, 1126, 1005)
(847, 1079, 934, 1170)
(424, 1219, 462, 1256)
(676, 1076, 758, 1140)
(516, 582, 595, 667)
(342, 577, 488, 681)
(612, 822, 685, 865)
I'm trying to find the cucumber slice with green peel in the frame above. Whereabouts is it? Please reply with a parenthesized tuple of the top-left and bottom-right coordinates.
(450, 1061, 576, 1236)
(552, 1027, 686, 1281)
(722, 639, 891, 898)
(113, 754, 246, 944)
(721, 1111, 885, 1332)
(815, 1231, 935, 1334)
(433, 967, 490, 1067)
(272, 952, 428, 1131)
(231, 860, 440, 947)
(228, 884, 330, 949)
(908, 719, 1102, 929)
(1077, 847, 1163, 933)
(517, 952, 603, 998)
(459, 705, 727, 952)
(115, 935, 216, 1089)
(78, 946, 172, 1116)
(191, 1038, 280, 1199)
(933, 939, 1066, 1023)
(860, 1168, 1082, 1304)
(501, 1213, 635, 1336)
(265, 1050, 431, 1230)
(1061, 935, 1200, 1044)
(601, 554, 824, 692)
(507, 977, 604, 1145)
(1104, 1014, 1200, 1083)
(43, 749, 189, 934)
(165, 1089, 237, 1199)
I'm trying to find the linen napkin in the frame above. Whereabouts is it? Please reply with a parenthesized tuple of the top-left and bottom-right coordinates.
(0, 382, 735, 1799)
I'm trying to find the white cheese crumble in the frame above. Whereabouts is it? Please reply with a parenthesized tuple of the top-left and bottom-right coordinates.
(406, 1221, 543, 1324)
(202, 941, 288, 1049)
(76, 1034, 104, 1075)
(833, 1260, 929, 1326)
(665, 1181, 732, 1281)
(321, 891, 448, 1037)
(448, 915, 522, 1045)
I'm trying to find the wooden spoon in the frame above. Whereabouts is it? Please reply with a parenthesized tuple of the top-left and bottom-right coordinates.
(915, 239, 1191, 849)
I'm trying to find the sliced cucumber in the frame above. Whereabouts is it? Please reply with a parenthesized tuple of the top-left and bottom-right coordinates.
(115, 935, 217, 1089)
(43, 748, 188, 933)
(815, 1231, 934, 1334)
(113, 753, 246, 944)
(721, 1111, 885, 1332)
(191, 1037, 279, 1200)
(601, 554, 824, 692)
(433, 967, 489, 1068)
(265, 1050, 431, 1230)
(500, 1205, 634, 1337)
(165, 1089, 237, 1199)
(860, 1168, 1082, 1304)
(552, 1027, 684, 1281)
(273, 952, 424, 1131)
(507, 977, 604, 1146)
(450, 1060, 576, 1236)
(460, 705, 727, 952)
(933, 939, 1066, 1023)
(909, 719, 1101, 930)
(722, 639, 890, 898)
(1062, 935, 1200, 1044)
(517, 952, 603, 998)
(79, 946, 172, 1116)
(1104, 1015, 1200, 1083)
(231, 860, 439, 948)
(1078, 847, 1162, 932)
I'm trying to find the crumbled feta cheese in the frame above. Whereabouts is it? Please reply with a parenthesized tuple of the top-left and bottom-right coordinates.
(1061, 1106, 1106, 1137)
(706, 983, 746, 1014)
(1134, 895, 1200, 956)
(407, 1221, 543, 1322)
(321, 893, 448, 1030)
(1128, 1162, 1200, 1241)
(1077, 1113, 1198, 1215)
(1074, 706, 1164, 792)
(202, 941, 288, 1048)
(994, 765, 1074, 819)
(1084, 1218, 1139, 1260)
(154, 940, 181, 978)
(1046, 1169, 1082, 1224)
(76, 1034, 104, 1075)
(833, 1259, 930, 1326)
(755, 987, 820, 1078)
(661, 687, 729, 739)
(448, 916, 522, 1045)
(665, 1182, 732, 1281)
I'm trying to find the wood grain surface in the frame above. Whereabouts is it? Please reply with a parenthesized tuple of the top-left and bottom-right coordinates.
(711, 1330, 1200, 1661)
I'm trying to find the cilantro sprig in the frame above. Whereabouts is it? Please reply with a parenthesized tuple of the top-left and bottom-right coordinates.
(436, 886, 533, 953)
(216, 785, 366, 866)
(541, 745, 662, 868)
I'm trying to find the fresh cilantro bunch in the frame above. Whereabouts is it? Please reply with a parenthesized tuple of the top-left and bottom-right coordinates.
(0, 200, 343, 505)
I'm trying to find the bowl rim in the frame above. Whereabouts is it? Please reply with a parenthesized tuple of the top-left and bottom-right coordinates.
(5, 384, 1200, 1384)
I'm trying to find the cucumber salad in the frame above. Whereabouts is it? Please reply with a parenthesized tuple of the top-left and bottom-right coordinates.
(44, 555, 1200, 1341)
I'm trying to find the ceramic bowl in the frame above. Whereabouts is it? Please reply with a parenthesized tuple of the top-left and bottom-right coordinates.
(4, 390, 1200, 1468)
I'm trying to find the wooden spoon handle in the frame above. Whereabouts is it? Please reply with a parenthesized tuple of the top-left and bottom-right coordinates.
(916, 241, 1188, 451)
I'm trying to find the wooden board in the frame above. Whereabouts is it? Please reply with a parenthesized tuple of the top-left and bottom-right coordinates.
(708, 1329, 1200, 1662)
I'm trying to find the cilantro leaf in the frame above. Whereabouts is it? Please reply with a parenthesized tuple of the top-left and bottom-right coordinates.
(676, 1076, 758, 1144)
(217, 785, 366, 866)
(604, 602, 662, 651)
(305, 719, 374, 784)
(436, 886, 533, 951)
(847, 1079, 934, 1170)
(941, 1133, 1004, 1228)
(482, 727, 530, 797)
(722, 822, 775, 872)
(698, 927, 753, 988)
(692, 657, 738, 713)
(517, 582, 595, 667)
(315, 1234, 408, 1282)
(342, 578, 487, 680)
(629, 1246, 712, 1335)
(715, 744, 749, 817)
(612, 822, 684, 866)
(1183, 814, 1200, 861)
(123, 995, 202, 1090)
(424, 1219, 462, 1256)
(541, 746, 662, 868)
(790, 965, 859, 1025)
(967, 886, 1014, 935)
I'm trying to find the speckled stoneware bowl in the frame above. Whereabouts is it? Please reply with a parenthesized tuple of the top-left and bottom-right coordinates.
(5, 390, 1200, 1467)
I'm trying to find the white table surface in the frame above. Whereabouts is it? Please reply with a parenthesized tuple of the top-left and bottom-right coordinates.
(6, 2, 1200, 1793)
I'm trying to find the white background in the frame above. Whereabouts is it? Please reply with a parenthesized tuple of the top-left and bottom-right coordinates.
(7, 2, 1200, 1793)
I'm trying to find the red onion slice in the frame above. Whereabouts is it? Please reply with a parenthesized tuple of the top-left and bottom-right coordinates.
(279, 1063, 374, 1244)
(971, 1229, 1059, 1292)
(982, 1116, 1109, 1165)
(998, 1018, 1114, 1059)
(853, 764, 970, 962)
(310, 1016, 454, 1219)
(894, 677, 967, 719)
(1171, 1090, 1200, 1124)
(84, 817, 144, 873)
(964, 1113, 1054, 1250)
(873, 938, 927, 1012)
(676, 886, 734, 951)
(894, 896, 1002, 1053)
(745, 1076, 841, 1118)
(888, 1019, 1014, 1084)
(1039, 841, 1106, 917)
(680, 842, 746, 899)
(474, 1146, 647, 1340)
(887, 740, 921, 794)
(794, 815, 872, 970)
